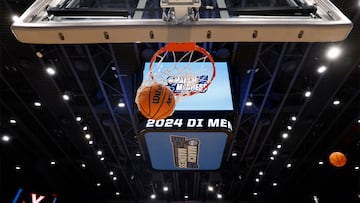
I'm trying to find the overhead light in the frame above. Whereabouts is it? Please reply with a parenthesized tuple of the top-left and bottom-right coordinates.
(276, 144, 282, 149)
(1, 135, 11, 142)
(150, 194, 156, 199)
(97, 150, 103, 156)
(46, 67, 56, 76)
(81, 163, 86, 168)
(88, 140, 94, 145)
(286, 163, 292, 168)
(282, 132, 289, 139)
(231, 152, 238, 157)
(287, 125, 292, 130)
(34, 102, 42, 107)
(184, 195, 189, 199)
(253, 192, 258, 196)
(333, 99, 341, 105)
(255, 178, 260, 182)
(304, 91, 311, 98)
(272, 182, 278, 187)
(354, 166, 359, 170)
(84, 133, 91, 140)
(258, 171, 264, 176)
(50, 161, 56, 165)
(82, 125, 89, 131)
(62, 93, 70, 101)
(15, 166, 21, 170)
(75, 116, 82, 122)
(96, 183, 101, 187)
(115, 192, 120, 196)
(109, 171, 114, 176)
(118, 101, 125, 108)
(272, 150, 278, 156)
(135, 152, 141, 157)
(163, 186, 169, 192)
(100, 157, 105, 161)
(216, 193, 222, 199)
(12, 15, 19, 22)
(358, 119, 360, 124)
(290, 116, 297, 121)
(112, 176, 117, 181)
(318, 161, 324, 165)
(245, 101, 253, 107)
(9, 119, 17, 124)
(317, 65, 327, 74)
(208, 185, 214, 192)
(326, 46, 341, 60)
(270, 156, 275, 160)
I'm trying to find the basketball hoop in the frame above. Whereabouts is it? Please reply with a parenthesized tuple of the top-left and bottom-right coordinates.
(135, 42, 216, 118)
(146, 42, 215, 98)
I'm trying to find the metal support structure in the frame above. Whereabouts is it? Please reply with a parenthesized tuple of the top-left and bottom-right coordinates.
(239, 43, 288, 163)
(59, 45, 136, 198)
(227, 43, 262, 161)
(236, 43, 313, 197)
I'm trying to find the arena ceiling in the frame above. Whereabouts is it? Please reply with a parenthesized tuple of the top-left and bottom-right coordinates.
(0, 0, 359, 202)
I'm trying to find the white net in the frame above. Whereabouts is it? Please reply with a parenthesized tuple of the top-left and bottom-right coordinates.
(136, 43, 215, 105)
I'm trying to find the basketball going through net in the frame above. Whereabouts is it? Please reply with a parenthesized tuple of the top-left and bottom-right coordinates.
(135, 42, 216, 120)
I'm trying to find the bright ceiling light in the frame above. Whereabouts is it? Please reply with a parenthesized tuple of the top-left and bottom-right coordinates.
(184, 195, 189, 199)
(150, 194, 156, 199)
(333, 100, 341, 105)
(100, 157, 105, 161)
(81, 163, 86, 168)
(97, 150, 103, 156)
(9, 119, 17, 124)
(318, 161, 324, 165)
(62, 94, 70, 101)
(88, 140, 93, 145)
(253, 192, 258, 196)
(163, 186, 169, 192)
(287, 125, 292, 130)
(135, 153, 141, 157)
(109, 171, 114, 176)
(255, 178, 260, 182)
(276, 144, 282, 149)
(259, 171, 264, 176)
(112, 176, 117, 181)
(118, 102, 125, 108)
(317, 65, 327, 74)
(84, 134, 91, 140)
(208, 185, 214, 192)
(286, 163, 292, 168)
(1, 135, 10, 142)
(231, 152, 238, 157)
(96, 183, 101, 187)
(76, 116, 82, 122)
(34, 102, 41, 107)
(355, 166, 359, 170)
(46, 67, 56, 75)
(282, 133, 289, 139)
(12, 15, 19, 22)
(304, 91, 311, 98)
(115, 192, 120, 196)
(326, 46, 342, 60)
(15, 166, 21, 170)
(291, 116, 297, 121)
(50, 161, 56, 165)
(272, 150, 278, 155)
(217, 193, 222, 199)
(272, 182, 278, 187)
(270, 156, 275, 160)
(245, 101, 253, 106)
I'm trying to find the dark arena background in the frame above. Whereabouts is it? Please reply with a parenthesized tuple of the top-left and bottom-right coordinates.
(0, 0, 360, 203)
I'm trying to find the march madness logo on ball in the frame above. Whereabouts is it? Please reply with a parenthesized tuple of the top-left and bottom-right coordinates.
(166, 75, 209, 94)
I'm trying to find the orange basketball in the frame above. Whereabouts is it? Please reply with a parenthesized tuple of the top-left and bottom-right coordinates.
(135, 83, 176, 120)
(329, 151, 347, 168)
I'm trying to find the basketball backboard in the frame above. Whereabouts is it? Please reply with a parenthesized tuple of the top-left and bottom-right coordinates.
(10, 0, 352, 44)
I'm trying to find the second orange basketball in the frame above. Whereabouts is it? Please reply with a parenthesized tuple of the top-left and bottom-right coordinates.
(135, 83, 176, 120)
